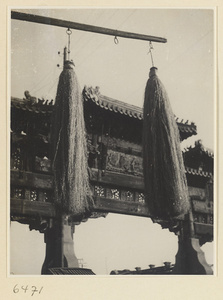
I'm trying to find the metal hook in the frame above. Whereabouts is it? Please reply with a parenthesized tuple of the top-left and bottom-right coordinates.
(66, 28, 72, 60)
(114, 36, 119, 45)
(147, 41, 154, 67)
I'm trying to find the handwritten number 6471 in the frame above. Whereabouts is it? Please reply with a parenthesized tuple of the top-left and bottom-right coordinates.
(13, 284, 43, 296)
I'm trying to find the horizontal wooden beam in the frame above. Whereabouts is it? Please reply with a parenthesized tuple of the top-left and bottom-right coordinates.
(11, 169, 145, 191)
(94, 196, 150, 217)
(10, 197, 213, 239)
(90, 169, 144, 190)
(11, 11, 167, 43)
(11, 169, 210, 200)
(194, 223, 213, 237)
(11, 170, 53, 190)
(10, 197, 150, 218)
(11, 198, 56, 218)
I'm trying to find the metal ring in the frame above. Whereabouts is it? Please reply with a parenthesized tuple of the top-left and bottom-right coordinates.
(66, 28, 72, 35)
(114, 36, 119, 44)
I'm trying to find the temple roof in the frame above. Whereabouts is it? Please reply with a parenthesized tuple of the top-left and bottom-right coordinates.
(11, 88, 197, 140)
(110, 262, 174, 275)
(11, 96, 53, 114)
(48, 267, 95, 275)
(83, 86, 144, 119)
(83, 86, 197, 136)
(184, 140, 214, 158)
(183, 140, 214, 176)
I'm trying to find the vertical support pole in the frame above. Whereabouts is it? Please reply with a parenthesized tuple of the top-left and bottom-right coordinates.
(41, 215, 79, 274)
(62, 215, 79, 268)
(173, 213, 213, 274)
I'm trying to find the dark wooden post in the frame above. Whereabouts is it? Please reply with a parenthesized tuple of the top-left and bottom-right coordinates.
(41, 216, 79, 274)
(173, 212, 213, 275)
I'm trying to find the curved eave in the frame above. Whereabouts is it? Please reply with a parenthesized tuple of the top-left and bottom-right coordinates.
(11, 95, 197, 140)
(11, 97, 53, 114)
(183, 142, 214, 158)
(84, 93, 143, 120)
(185, 167, 213, 178)
(82, 90, 197, 139)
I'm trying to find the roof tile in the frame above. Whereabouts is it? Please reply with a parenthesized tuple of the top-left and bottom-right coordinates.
(11, 87, 197, 136)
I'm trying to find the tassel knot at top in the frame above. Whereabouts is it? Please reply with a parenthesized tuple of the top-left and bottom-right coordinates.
(149, 67, 158, 78)
(64, 60, 75, 70)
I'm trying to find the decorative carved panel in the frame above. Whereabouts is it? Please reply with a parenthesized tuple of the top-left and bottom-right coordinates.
(94, 185, 105, 197)
(135, 192, 145, 203)
(106, 149, 143, 176)
(93, 184, 144, 204)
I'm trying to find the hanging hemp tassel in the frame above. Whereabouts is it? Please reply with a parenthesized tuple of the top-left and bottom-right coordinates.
(51, 60, 93, 215)
(142, 67, 190, 220)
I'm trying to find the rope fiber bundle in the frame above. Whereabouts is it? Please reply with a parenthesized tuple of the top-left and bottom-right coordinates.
(52, 60, 93, 215)
(143, 67, 190, 220)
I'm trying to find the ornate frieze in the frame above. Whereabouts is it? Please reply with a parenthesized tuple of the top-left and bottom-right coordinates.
(94, 184, 145, 204)
(11, 186, 51, 203)
(106, 149, 143, 176)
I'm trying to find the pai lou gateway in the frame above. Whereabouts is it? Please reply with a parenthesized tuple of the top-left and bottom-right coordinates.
(10, 10, 213, 275)
(11, 84, 213, 275)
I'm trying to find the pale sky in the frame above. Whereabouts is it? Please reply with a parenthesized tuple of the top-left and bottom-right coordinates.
(10, 8, 214, 275)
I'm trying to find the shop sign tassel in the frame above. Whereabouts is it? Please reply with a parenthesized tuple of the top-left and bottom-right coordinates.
(52, 60, 93, 215)
(142, 67, 190, 220)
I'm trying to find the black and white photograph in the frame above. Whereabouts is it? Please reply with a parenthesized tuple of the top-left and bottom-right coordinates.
(10, 7, 215, 281)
